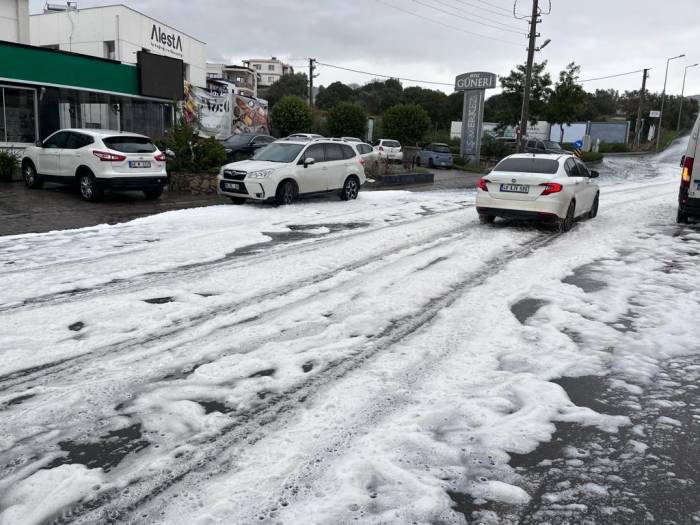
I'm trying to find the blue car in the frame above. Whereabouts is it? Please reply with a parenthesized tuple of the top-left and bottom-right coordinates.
(416, 143, 454, 168)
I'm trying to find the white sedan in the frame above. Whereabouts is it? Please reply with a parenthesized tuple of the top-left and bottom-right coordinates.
(476, 153, 600, 232)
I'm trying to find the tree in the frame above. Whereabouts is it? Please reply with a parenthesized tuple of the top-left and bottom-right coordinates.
(271, 96, 313, 137)
(547, 63, 587, 143)
(356, 78, 403, 115)
(266, 73, 309, 108)
(493, 61, 552, 127)
(327, 102, 367, 138)
(316, 81, 355, 110)
(382, 104, 431, 146)
(401, 87, 451, 129)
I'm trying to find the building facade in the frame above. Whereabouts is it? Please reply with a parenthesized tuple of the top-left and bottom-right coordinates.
(0, 0, 29, 44)
(30, 4, 206, 87)
(242, 57, 294, 88)
(206, 63, 258, 97)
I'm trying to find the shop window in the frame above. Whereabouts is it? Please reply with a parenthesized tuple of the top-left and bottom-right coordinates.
(2, 87, 36, 143)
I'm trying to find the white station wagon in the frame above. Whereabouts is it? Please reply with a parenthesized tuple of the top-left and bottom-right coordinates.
(476, 153, 600, 232)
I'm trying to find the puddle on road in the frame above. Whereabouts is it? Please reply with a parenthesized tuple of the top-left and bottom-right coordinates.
(510, 298, 549, 324)
(562, 263, 607, 293)
(248, 368, 275, 378)
(143, 297, 174, 304)
(197, 400, 234, 414)
(68, 321, 85, 331)
(47, 423, 150, 473)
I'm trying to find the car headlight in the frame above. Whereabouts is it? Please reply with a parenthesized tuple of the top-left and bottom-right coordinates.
(248, 169, 274, 179)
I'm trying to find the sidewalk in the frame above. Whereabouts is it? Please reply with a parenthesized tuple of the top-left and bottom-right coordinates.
(367, 168, 480, 192)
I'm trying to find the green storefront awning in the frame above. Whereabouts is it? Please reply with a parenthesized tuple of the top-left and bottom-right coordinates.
(0, 40, 142, 97)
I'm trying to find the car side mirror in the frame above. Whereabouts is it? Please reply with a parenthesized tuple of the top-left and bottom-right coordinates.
(589, 170, 599, 178)
(304, 157, 315, 168)
(35, 140, 43, 148)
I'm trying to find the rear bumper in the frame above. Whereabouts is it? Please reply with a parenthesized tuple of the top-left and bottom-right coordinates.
(476, 191, 568, 219)
(678, 191, 700, 216)
(96, 176, 166, 190)
(477, 206, 559, 223)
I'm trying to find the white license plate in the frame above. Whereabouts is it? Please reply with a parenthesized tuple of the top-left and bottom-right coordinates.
(224, 182, 242, 191)
(500, 184, 529, 193)
(129, 161, 151, 168)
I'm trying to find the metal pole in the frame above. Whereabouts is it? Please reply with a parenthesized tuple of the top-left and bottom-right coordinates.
(634, 68, 648, 149)
(308, 58, 315, 106)
(677, 63, 698, 133)
(656, 54, 685, 150)
(517, 0, 539, 153)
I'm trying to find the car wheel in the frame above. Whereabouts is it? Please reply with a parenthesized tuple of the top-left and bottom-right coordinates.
(143, 186, 164, 200)
(230, 196, 246, 205)
(588, 193, 599, 219)
(479, 215, 495, 224)
(275, 180, 296, 206)
(676, 208, 689, 224)
(78, 171, 103, 202)
(23, 162, 43, 189)
(558, 201, 575, 233)
(340, 176, 360, 201)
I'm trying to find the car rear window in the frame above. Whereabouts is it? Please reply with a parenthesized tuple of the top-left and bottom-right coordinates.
(103, 136, 156, 153)
(493, 157, 559, 174)
(383, 140, 400, 148)
(432, 145, 451, 153)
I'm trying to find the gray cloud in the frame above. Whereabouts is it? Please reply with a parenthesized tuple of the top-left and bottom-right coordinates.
(28, 0, 700, 97)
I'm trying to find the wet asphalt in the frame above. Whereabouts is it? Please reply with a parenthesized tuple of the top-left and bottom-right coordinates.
(0, 169, 478, 237)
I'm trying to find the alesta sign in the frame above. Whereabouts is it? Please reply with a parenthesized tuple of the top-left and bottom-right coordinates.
(454, 72, 497, 91)
(150, 24, 183, 58)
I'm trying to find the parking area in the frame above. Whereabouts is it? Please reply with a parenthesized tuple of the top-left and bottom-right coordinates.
(0, 169, 480, 236)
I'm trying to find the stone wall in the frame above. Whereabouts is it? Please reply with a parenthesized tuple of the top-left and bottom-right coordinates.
(169, 172, 219, 195)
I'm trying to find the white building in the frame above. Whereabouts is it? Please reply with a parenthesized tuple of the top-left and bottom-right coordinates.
(0, 0, 29, 44)
(206, 63, 258, 97)
(30, 4, 207, 87)
(242, 57, 294, 88)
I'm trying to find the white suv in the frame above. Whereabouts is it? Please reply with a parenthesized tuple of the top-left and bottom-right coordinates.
(21, 129, 167, 201)
(217, 139, 366, 205)
(374, 139, 402, 161)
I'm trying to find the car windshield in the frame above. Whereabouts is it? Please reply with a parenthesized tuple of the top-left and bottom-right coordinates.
(543, 141, 564, 150)
(103, 136, 156, 153)
(431, 145, 451, 153)
(224, 134, 254, 146)
(251, 143, 304, 162)
(493, 157, 559, 174)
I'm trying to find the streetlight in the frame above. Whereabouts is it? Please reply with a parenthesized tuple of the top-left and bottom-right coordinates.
(656, 53, 685, 151)
(677, 63, 698, 132)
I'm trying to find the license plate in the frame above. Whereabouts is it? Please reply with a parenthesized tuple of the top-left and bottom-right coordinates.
(224, 182, 242, 191)
(129, 161, 151, 168)
(440, 161, 446, 166)
(500, 184, 529, 193)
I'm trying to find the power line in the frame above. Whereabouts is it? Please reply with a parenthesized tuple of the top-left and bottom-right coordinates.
(415, 0, 527, 33)
(375, 0, 523, 46)
(471, 0, 512, 12)
(578, 69, 651, 83)
(451, 0, 518, 18)
(315, 61, 455, 87)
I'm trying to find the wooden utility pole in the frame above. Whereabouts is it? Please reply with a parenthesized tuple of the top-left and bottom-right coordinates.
(517, 0, 540, 152)
(634, 68, 649, 148)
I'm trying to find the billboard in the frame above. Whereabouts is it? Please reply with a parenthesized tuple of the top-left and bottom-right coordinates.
(137, 51, 184, 100)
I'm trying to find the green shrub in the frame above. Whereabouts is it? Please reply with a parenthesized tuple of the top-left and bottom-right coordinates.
(481, 135, 511, 160)
(271, 96, 313, 137)
(598, 142, 628, 153)
(578, 151, 603, 163)
(382, 104, 430, 146)
(327, 102, 367, 138)
(0, 150, 19, 181)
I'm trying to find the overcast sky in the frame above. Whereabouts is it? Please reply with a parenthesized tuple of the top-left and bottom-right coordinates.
(29, 0, 700, 97)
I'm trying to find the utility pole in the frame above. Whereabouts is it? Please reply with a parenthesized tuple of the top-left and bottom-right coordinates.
(656, 53, 685, 151)
(677, 63, 698, 132)
(517, 0, 540, 152)
(308, 58, 316, 106)
(634, 68, 649, 149)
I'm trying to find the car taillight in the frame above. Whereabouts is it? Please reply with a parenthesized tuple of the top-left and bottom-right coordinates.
(379, 146, 384, 151)
(477, 178, 489, 191)
(540, 182, 563, 195)
(359, 157, 366, 166)
(93, 150, 126, 162)
(154, 152, 166, 162)
(681, 156, 694, 188)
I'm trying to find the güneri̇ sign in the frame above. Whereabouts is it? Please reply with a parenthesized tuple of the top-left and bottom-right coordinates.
(456, 72, 497, 163)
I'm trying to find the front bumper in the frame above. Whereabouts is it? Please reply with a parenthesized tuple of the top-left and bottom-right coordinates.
(96, 176, 166, 190)
(217, 178, 269, 200)
(476, 191, 568, 220)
